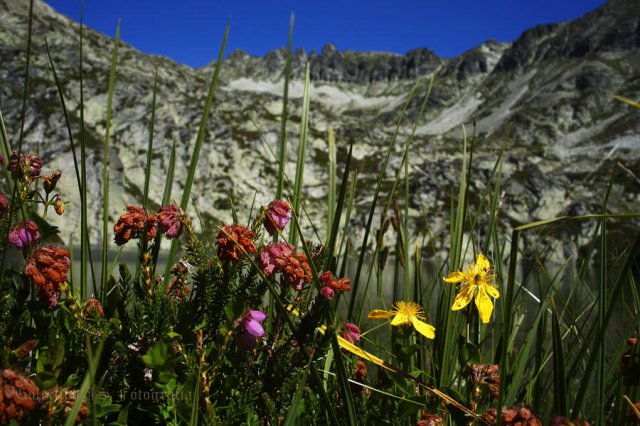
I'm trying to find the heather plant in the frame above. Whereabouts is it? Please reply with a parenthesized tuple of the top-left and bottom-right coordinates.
(1, 4, 640, 426)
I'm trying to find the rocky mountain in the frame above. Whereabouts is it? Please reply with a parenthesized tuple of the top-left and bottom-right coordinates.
(0, 0, 638, 255)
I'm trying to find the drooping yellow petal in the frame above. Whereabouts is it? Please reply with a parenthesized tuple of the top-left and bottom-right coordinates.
(336, 336, 385, 367)
(476, 254, 490, 271)
(443, 271, 465, 283)
(485, 283, 500, 299)
(410, 317, 435, 339)
(368, 309, 396, 320)
(451, 284, 475, 311)
(475, 287, 494, 323)
(390, 313, 411, 326)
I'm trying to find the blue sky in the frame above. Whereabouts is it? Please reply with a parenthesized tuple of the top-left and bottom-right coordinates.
(45, 0, 607, 68)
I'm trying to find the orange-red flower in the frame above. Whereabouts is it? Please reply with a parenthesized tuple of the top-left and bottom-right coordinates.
(0, 369, 40, 424)
(482, 406, 541, 426)
(25, 244, 71, 309)
(258, 242, 312, 290)
(217, 224, 256, 262)
(319, 271, 351, 299)
(113, 206, 158, 246)
(468, 364, 501, 399)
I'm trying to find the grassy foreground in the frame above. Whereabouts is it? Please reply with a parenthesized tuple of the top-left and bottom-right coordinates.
(1, 6, 640, 425)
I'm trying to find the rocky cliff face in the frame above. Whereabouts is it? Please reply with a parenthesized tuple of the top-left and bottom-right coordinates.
(0, 0, 638, 254)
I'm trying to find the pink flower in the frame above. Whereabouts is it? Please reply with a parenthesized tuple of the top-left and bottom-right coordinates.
(321, 286, 334, 299)
(264, 200, 291, 235)
(8, 152, 42, 180)
(340, 322, 361, 344)
(259, 242, 293, 276)
(0, 193, 9, 218)
(157, 204, 184, 239)
(236, 309, 267, 350)
(8, 220, 39, 251)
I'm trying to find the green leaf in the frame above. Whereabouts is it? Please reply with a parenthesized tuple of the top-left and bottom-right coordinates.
(94, 394, 121, 418)
(35, 370, 59, 389)
(458, 337, 480, 367)
(142, 341, 175, 369)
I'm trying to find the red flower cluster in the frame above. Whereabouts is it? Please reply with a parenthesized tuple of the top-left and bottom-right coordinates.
(482, 406, 541, 426)
(41, 387, 89, 424)
(113, 206, 158, 246)
(0, 193, 8, 218)
(469, 363, 501, 399)
(319, 271, 351, 300)
(416, 412, 444, 426)
(167, 261, 191, 300)
(217, 224, 256, 262)
(82, 298, 105, 320)
(350, 360, 368, 395)
(623, 336, 639, 383)
(259, 242, 312, 291)
(0, 369, 40, 424)
(24, 244, 70, 309)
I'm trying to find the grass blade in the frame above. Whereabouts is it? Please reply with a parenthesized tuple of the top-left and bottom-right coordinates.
(100, 20, 121, 303)
(283, 363, 310, 426)
(276, 12, 294, 201)
(289, 62, 311, 248)
(551, 302, 567, 416)
(164, 21, 230, 277)
(325, 141, 353, 273)
(331, 335, 359, 426)
(16, 0, 34, 155)
(347, 82, 420, 320)
(327, 126, 336, 244)
(78, 5, 96, 299)
(142, 68, 159, 207)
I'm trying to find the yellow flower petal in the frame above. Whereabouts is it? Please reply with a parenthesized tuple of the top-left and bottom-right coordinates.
(475, 287, 494, 323)
(443, 271, 465, 283)
(476, 254, 490, 271)
(451, 284, 475, 311)
(485, 283, 500, 299)
(410, 317, 435, 339)
(390, 313, 411, 326)
(368, 309, 395, 320)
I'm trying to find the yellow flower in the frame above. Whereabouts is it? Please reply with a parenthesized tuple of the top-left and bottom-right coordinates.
(443, 254, 499, 323)
(368, 301, 435, 339)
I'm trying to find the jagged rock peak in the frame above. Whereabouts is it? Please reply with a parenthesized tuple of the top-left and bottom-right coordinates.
(495, 0, 639, 71)
(215, 43, 445, 83)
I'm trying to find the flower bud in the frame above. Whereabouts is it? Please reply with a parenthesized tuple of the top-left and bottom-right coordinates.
(54, 195, 65, 215)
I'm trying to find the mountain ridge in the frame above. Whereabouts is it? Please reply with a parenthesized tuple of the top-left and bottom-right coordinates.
(0, 0, 638, 255)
